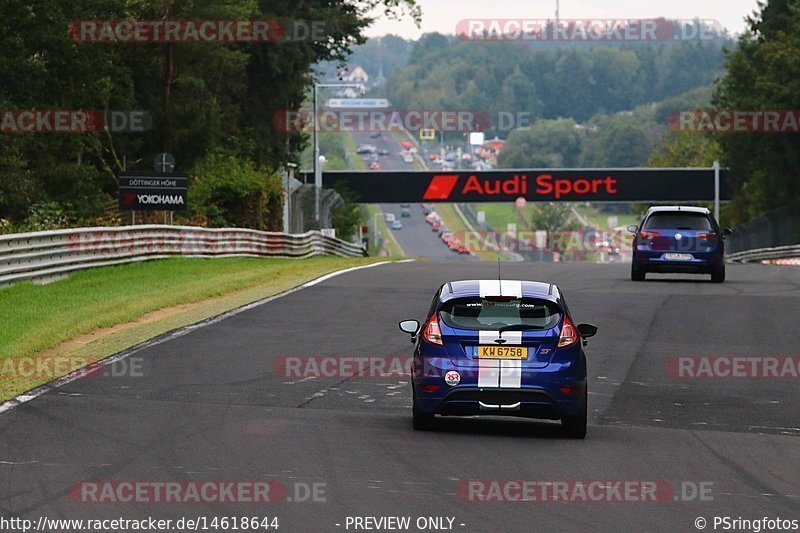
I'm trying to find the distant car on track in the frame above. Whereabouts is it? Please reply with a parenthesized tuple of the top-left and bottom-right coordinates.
(401, 208, 411, 217)
(377, 148, 390, 156)
(369, 161, 380, 170)
(628, 206, 731, 282)
(391, 220, 403, 230)
(400, 280, 597, 438)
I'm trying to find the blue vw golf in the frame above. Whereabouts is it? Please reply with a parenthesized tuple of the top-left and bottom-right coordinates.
(628, 206, 732, 282)
(399, 279, 597, 438)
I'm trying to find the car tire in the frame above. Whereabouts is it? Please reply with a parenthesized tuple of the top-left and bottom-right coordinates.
(561, 393, 587, 439)
(711, 266, 726, 283)
(412, 402, 435, 431)
(631, 263, 646, 281)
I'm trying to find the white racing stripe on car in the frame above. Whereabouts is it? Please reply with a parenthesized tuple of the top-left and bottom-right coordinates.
(476, 330, 523, 388)
(478, 330, 522, 345)
(478, 279, 522, 298)
(478, 359, 500, 388)
(500, 360, 522, 388)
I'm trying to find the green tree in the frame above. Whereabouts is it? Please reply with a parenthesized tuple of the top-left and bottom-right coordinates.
(648, 131, 720, 167)
(190, 154, 282, 230)
(498, 119, 584, 168)
(713, 0, 800, 222)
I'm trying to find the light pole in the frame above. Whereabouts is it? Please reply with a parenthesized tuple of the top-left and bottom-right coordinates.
(284, 162, 297, 234)
(713, 160, 721, 223)
(313, 82, 363, 225)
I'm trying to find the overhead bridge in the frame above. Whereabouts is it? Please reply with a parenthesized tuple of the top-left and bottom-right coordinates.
(302, 167, 732, 204)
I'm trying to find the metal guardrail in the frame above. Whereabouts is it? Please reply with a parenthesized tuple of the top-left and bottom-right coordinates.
(727, 200, 800, 254)
(0, 225, 366, 286)
(727, 245, 800, 264)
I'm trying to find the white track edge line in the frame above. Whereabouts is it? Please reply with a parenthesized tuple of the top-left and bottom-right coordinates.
(0, 259, 411, 416)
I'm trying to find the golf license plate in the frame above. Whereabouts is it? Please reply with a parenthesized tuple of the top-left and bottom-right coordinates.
(477, 346, 528, 359)
(664, 253, 693, 261)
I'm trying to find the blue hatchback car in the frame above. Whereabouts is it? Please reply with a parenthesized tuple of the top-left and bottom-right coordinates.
(629, 206, 732, 283)
(399, 280, 597, 438)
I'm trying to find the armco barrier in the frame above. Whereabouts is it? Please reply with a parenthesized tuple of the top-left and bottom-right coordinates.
(727, 244, 800, 264)
(0, 225, 366, 286)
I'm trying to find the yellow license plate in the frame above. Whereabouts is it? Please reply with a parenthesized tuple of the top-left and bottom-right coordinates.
(477, 346, 528, 359)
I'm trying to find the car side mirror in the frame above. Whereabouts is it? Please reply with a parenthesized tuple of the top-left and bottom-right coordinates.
(626, 225, 638, 234)
(577, 323, 598, 339)
(399, 319, 420, 342)
(722, 227, 733, 237)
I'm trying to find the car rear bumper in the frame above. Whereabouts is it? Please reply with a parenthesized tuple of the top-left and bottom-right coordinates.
(412, 357, 586, 419)
(633, 250, 723, 273)
(423, 386, 585, 419)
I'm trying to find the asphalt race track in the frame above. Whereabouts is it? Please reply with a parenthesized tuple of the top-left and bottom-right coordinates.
(1, 262, 799, 532)
(379, 203, 472, 260)
(350, 130, 469, 259)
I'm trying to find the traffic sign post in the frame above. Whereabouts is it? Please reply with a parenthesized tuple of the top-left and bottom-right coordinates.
(154, 153, 176, 173)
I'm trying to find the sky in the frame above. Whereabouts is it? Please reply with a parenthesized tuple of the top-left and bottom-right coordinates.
(364, 0, 760, 39)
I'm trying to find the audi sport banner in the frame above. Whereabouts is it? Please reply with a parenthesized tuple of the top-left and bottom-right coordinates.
(119, 171, 188, 211)
(310, 169, 731, 203)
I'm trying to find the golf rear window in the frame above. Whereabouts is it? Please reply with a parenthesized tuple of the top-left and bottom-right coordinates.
(644, 212, 712, 230)
(439, 297, 561, 331)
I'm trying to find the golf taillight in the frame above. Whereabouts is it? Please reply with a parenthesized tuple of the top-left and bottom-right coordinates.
(557, 315, 578, 348)
(423, 314, 443, 346)
(639, 230, 660, 241)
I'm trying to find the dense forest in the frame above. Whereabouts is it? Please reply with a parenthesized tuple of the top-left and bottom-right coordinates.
(378, 5, 800, 223)
(0, 0, 420, 231)
(0, 1, 798, 231)
(384, 31, 730, 128)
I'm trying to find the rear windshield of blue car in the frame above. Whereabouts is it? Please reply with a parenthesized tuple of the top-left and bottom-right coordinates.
(644, 212, 712, 230)
(439, 297, 561, 331)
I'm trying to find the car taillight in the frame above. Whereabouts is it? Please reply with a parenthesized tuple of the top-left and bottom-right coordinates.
(697, 232, 718, 242)
(557, 315, 578, 348)
(423, 314, 443, 346)
(639, 230, 660, 241)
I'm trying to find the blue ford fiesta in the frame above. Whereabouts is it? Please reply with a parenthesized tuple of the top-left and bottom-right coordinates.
(399, 279, 597, 438)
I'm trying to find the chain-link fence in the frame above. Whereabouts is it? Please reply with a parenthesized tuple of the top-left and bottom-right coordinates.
(288, 185, 344, 234)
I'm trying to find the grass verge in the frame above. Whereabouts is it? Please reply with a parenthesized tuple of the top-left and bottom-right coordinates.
(0, 256, 385, 400)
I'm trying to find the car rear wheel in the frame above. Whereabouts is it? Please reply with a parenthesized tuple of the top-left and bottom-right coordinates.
(412, 387, 435, 430)
(711, 266, 725, 283)
(561, 394, 587, 439)
(631, 263, 646, 281)
(412, 402, 435, 431)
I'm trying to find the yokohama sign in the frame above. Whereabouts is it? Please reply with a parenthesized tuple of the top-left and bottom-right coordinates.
(119, 171, 188, 211)
(310, 169, 731, 203)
